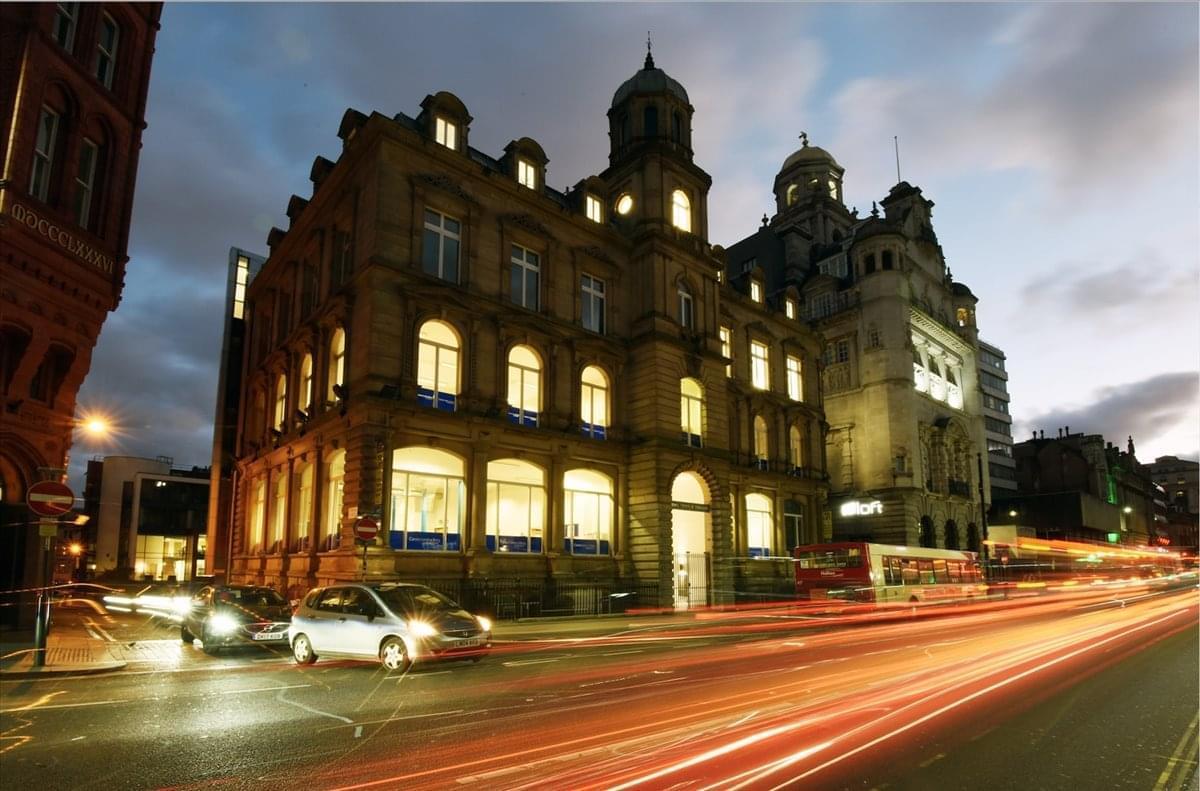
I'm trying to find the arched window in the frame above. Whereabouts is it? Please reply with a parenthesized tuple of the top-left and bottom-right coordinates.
(643, 105, 658, 137)
(919, 516, 936, 548)
(671, 111, 683, 144)
(863, 253, 877, 275)
(28, 344, 73, 406)
(671, 189, 691, 232)
(506, 345, 541, 426)
(486, 459, 546, 553)
(786, 184, 798, 206)
(580, 365, 609, 439)
(248, 389, 265, 444)
(248, 478, 266, 553)
(269, 470, 287, 553)
(326, 327, 346, 402)
(389, 447, 465, 551)
(293, 461, 314, 552)
(753, 416, 769, 469)
(417, 320, 459, 411)
(944, 519, 960, 550)
(680, 378, 704, 448)
(73, 131, 106, 232)
(966, 522, 980, 554)
(746, 493, 773, 557)
(564, 469, 614, 555)
(298, 353, 314, 414)
(677, 282, 694, 329)
(322, 450, 345, 550)
(882, 250, 894, 270)
(0, 325, 31, 393)
(789, 425, 804, 470)
(273, 373, 287, 432)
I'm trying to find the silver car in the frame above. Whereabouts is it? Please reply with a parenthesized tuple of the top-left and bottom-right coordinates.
(288, 583, 492, 671)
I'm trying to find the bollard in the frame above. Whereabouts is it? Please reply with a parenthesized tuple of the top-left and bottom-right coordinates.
(33, 592, 49, 667)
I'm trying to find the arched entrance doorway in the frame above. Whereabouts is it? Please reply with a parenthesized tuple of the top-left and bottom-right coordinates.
(670, 471, 711, 610)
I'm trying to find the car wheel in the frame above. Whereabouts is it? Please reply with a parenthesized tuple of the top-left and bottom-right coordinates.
(292, 633, 317, 665)
(379, 637, 409, 673)
(180, 624, 195, 644)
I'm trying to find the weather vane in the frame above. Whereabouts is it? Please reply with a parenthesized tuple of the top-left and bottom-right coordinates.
(799, 131, 809, 147)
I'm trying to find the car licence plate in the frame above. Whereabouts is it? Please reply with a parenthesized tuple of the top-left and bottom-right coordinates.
(455, 638, 481, 648)
(253, 631, 286, 641)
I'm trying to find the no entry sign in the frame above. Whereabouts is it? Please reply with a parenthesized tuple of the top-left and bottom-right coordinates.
(27, 481, 75, 518)
(354, 515, 379, 542)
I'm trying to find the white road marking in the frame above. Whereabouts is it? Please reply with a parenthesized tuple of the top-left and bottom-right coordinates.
(275, 688, 353, 724)
(318, 710, 465, 732)
(354, 725, 363, 738)
(502, 657, 561, 667)
(0, 699, 128, 713)
(215, 684, 311, 695)
(602, 649, 644, 656)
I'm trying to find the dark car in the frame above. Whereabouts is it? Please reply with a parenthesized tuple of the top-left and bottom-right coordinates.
(180, 585, 291, 653)
(289, 583, 492, 671)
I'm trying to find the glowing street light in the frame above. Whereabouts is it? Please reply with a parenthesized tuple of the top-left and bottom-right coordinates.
(80, 415, 111, 438)
(68, 542, 83, 556)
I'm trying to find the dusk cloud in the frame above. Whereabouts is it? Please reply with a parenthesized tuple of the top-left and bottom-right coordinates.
(1016, 373, 1200, 459)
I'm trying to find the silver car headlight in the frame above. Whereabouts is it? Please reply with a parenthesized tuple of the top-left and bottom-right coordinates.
(408, 620, 437, 638)
(475, 615, 492, 632)
(209, 613, 240, 635)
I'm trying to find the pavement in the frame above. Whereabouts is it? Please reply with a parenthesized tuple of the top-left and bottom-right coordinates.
(0, 624, 127, 678)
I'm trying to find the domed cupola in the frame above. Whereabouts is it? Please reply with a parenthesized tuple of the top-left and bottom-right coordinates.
(773, 133, 846, 213)
(607, 46, 694, 165)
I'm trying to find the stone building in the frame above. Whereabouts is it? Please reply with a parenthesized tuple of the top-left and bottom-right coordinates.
(225, 53, 828, 611)
(0, 2, 161, 602)
(727, 141, 989, 551)
(989, 429, 1154, 546)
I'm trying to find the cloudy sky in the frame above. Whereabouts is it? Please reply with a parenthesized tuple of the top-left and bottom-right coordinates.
(70, 2, 1199, 485)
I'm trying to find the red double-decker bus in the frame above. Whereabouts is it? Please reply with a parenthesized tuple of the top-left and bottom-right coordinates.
(793, 542, 986, 604)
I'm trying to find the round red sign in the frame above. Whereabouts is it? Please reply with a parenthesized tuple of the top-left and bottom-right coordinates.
(27, 480, 75, 518)
(354, 515, 379, 542)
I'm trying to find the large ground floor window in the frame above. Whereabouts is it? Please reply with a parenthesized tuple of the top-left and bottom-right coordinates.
(563, 469, 613, 555)
(486, 459, 545, 553)
(746, 493, 773, 558)
(135, 534, 192, 581)
(390, 447, 465, 551)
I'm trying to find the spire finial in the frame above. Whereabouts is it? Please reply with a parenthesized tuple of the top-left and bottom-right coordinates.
(799, 131, 809, 148)
(644, 32, 655, 69)
(871, 201, 879, 218)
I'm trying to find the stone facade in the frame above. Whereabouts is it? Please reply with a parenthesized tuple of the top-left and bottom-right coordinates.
(225, 55, 828, 609)
(727, 142, 989, 551)
(0, 2, 161, 601)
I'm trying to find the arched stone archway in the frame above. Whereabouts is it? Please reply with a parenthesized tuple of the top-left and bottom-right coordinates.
(670, 470, 711, 610)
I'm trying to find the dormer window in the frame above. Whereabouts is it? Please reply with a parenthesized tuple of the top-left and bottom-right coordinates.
(827, 176, 838, 200)
(671, 189, 691, 232)
(585, 194, 603, 223)
(785, 297, 797, 320)
(750, 280, 763, 304)
(786, 184, 798, 206)
(517, 159, 537, 190)
(435, 117, 457, 150)
(615, 193, 634, 216)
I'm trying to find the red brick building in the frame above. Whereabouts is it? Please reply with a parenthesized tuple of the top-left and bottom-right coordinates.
(0, 2, 161, 605)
